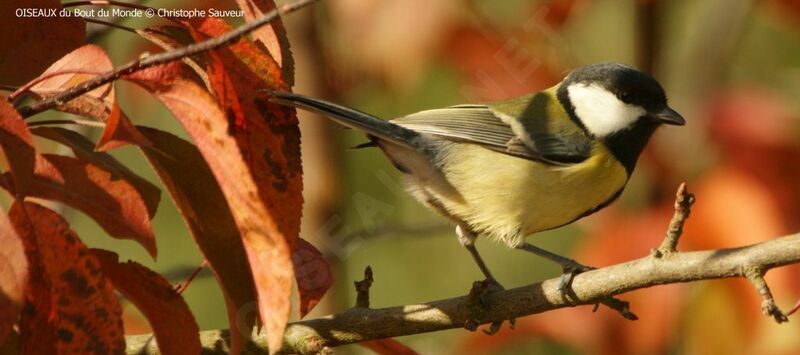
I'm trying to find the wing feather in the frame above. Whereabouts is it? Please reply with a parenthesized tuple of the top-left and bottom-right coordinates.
(391, 94, 592, 164)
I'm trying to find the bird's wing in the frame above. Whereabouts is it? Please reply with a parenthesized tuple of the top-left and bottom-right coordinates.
(391, 91, 592, 164)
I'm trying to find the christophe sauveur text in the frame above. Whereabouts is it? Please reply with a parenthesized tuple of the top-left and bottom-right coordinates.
(15, 7, 244, 19)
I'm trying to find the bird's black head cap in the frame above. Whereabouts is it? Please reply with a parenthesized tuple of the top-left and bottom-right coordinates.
(565, 62, 668, 112)
(557, 63, 684, 175)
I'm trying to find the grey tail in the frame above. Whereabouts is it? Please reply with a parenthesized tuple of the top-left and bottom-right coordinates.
(268, 91, 419, 148)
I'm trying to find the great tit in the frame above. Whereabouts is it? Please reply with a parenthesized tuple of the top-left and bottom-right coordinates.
(269, 62, 685, 288)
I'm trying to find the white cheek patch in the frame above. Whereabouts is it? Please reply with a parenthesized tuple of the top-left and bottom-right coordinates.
(567, 83, 646, 137)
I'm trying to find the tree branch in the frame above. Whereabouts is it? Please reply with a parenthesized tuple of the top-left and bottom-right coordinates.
(124, 184, 800, 354)
(125, 232, 800, 354)
(15, 0, 319, 118)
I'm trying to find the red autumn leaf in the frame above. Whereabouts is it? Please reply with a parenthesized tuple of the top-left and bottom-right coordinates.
(91, 249, 200, 355)
(124, 70, 294, 354)
(0, 209, 27, 344)
(190, 17, 302, 244)
(0, 97, 35, 197)
(32, 126, 161, 218)
(0, 154, 157, 258)
(360, 338, 419, 355)
(234, 0, 294, 85)
(26, 44, 150, 150)
(97, 105, 152, 151)
(0, 0, 84, 85)
(292, 238, 334, 318)
(8, 201, 124, 354)
(184, 16, 303, 352)
(28, 45, 113, 119)
(135, 125, 258, 349)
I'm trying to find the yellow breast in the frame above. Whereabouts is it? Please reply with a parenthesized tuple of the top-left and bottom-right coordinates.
(425, 141, 628, 247)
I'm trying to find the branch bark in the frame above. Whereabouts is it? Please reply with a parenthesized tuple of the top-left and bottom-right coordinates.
(126, 232, 800, 354)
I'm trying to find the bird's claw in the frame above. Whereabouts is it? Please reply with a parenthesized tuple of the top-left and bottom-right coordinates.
(557, 261, 596, 295)
(468, 278, 501, 309)
(468, 278, 516, 335)
(484, 317, 516, 335)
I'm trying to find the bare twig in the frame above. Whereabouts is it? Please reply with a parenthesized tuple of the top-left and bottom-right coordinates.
(16, 0, 319, 118)
(744, 266, 788, 323)
(653, 182, 695, 256)
(26, 119, 106, 128)
(787, 299, 800, 316)
(125, 232, 800, 354)
(354, 266, 373, 308)
(174, 260, 208, 294)
(598, 297, 638, 320)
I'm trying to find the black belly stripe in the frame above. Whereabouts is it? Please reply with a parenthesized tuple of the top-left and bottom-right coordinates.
(540, 184, 626, 233)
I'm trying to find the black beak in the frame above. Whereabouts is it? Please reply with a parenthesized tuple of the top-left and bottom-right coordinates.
(653, 107, 685, 126)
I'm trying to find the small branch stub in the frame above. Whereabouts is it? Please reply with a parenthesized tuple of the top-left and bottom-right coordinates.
(174, 260, 208, 294)
(599, 297, 638, 320)
(786, 299, 800, 316)
(654, 182, 695, 257)
(354, 266, 373, 308)
(745, 267, 789, 323)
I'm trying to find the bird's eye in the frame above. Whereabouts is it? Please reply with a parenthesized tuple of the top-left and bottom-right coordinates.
(619, 91, 632, 103)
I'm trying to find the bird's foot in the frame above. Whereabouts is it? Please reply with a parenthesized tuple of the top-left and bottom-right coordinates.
(465, 278, 516, 335)
(556, 261, 639, 320)
(515, 242, 594, 296)
(557, 260, 596, 298)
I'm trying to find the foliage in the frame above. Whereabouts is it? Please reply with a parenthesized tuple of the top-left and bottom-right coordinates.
(0, 0, 336, 354)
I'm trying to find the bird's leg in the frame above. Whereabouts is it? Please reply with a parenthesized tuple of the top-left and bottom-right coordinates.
(456, 224, 497, 284)
(456, 225, 514, 334)
(515, 242, 595, 295)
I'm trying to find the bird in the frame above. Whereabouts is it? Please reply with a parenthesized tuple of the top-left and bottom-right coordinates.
(269, 62, 685, 291)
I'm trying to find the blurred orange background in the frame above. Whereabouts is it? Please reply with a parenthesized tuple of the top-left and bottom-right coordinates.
(54, 0, 800, 354)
